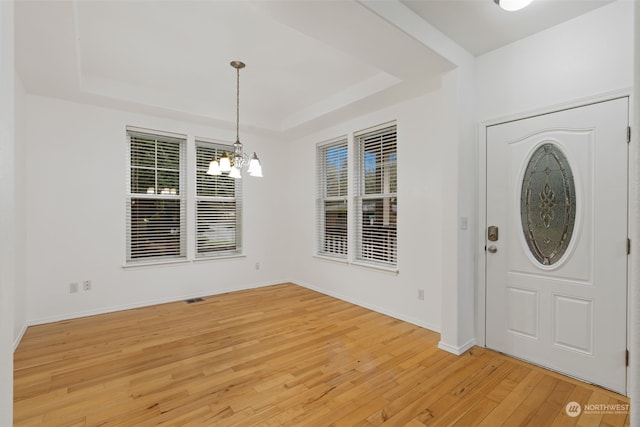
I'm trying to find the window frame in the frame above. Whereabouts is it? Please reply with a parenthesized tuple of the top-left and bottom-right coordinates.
(126, 128, 186, 264)
(194, 139, 243, 259)
(316, 137, 349, 259)
(354, 123, 397, 268)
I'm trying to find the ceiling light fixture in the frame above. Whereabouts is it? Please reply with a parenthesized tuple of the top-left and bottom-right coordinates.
(207, 61, 262, 179)
(494, 0, 534, 11)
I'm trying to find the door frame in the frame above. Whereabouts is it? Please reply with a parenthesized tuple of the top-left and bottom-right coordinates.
(476, 90, 634, 393)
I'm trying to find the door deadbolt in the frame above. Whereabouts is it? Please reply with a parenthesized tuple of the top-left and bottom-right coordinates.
(488, 226, 499, 242)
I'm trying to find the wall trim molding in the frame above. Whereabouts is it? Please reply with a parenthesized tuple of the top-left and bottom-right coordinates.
(12, 323, 28, 353)
(479, 88, 632, 128)
(437, 338, 476, 356)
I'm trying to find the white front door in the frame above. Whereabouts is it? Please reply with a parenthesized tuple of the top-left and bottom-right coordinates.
(485, 98, 628, 394)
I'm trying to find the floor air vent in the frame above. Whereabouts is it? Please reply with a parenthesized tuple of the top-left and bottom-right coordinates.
(185, 297, 204, 304)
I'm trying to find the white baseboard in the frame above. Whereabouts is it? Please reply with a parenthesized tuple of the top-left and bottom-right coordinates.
(438, 338, 476, 356)
(26, 280, 283, 327)
(293, 280, 440, 333)
(13, 323, 28, 352)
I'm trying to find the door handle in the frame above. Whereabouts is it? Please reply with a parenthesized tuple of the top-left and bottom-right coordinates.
(487, 245, 498, 253)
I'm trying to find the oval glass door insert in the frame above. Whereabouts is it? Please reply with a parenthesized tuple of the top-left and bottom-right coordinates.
(520, 143, 576, 265)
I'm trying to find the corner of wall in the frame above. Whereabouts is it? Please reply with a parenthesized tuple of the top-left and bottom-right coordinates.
(13, 64, 28, 350)
(439, 64, 478, 354)
(629, 0, 640, 420)
(0, 0, 16, 424)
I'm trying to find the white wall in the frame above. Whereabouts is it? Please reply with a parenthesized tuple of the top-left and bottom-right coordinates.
(14, 74, 27, 346)
(287, 90, 444, 331)
(476, 1, 634, 121)
(24, 95, 290, 323)
(0, 0, 15, 424)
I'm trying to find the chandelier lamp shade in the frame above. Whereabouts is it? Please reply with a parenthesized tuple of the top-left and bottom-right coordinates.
(207, 61, 263, 179)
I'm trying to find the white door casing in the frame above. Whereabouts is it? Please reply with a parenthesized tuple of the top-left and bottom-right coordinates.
(485, 98, 628, 394)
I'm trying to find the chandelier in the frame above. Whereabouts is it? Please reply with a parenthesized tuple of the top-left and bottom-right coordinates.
(207, 61, 262, 178)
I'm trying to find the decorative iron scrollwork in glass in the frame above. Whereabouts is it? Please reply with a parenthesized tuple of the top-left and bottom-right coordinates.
(520, 143, 576, 265)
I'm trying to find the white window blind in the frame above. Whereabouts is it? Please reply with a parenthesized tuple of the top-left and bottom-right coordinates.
(316, 138, 348, 258)
(355, 124, 397, 266)
(126, 129, 186, 262)
(195, 141, 242, 257)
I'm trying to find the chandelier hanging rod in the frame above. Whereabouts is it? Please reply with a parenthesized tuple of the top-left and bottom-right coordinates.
(231, 60, 244, 144)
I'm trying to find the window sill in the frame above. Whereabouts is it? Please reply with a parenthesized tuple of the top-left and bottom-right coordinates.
(123, 254, 247, 269)
(123, 259, 190, 269)
(193, 254, 246, 262)
(313, 255, 399, 274)
(350, 260, 399, 275)
(313, 254, 349, 265)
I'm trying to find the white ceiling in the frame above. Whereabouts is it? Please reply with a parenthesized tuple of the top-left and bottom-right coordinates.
(401, 0, 614, 57)
(15, 0, 615, 138)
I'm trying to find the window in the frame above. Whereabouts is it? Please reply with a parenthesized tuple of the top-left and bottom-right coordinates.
(355, 124, 397, 266)
(317, 138, 348, 258)
(126, 129, 186, 262)
(195, 140, 242, 257)
(520, 143, 576, 266)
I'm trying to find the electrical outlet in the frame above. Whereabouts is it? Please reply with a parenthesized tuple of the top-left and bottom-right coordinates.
(460, 216, 468, 230)
(255, 262, 260, 270)
(417, 289, 425, 300)
(69, 282, 78, 294)
(83, 280, 92, 291)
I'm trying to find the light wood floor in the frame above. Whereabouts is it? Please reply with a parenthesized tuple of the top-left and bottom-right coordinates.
(14, 283, 630, 426)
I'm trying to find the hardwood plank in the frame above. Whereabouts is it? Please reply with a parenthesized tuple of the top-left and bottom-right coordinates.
(449, 364, 531, 426)
(526, 379, 575, 426)
(371, 349, 499, 425)
(14, 283, 629, 426)
(427, 355, 516, 426)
